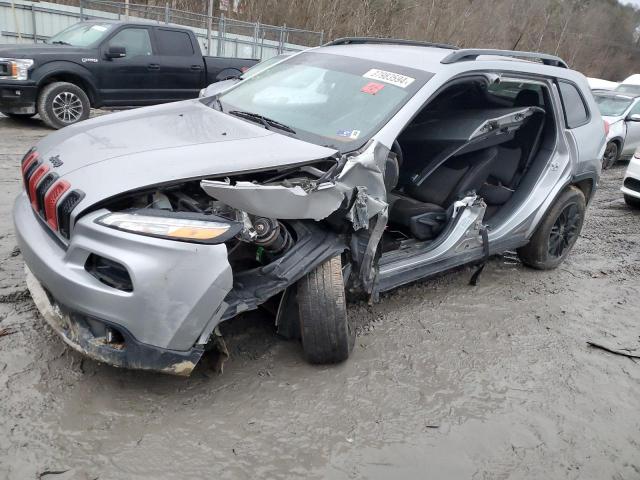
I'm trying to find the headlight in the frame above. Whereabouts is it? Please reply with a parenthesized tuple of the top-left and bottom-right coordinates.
(97, 211, 236, 243)
(1, 58, 34, 80)
(199, 88, 206, 98)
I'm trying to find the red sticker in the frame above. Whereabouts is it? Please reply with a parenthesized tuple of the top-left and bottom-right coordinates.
(361, 82, 385, 95)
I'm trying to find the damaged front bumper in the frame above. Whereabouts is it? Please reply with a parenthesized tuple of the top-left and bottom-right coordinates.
(25, 266, 204, 375)
(13, 192, 233, 375)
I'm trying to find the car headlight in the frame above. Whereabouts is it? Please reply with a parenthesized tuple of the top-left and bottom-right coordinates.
(97, 211, 238, 243)
(1, 58, 34, 80)
(199, 88, 206, 98)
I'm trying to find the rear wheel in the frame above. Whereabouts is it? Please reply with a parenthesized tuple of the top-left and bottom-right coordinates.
(517, 187, 586, 270)
(602, 141, 619, 170)
(37, 81, 90, 129)
(624, 194, 640, 209)
(297, 255, 354, 364)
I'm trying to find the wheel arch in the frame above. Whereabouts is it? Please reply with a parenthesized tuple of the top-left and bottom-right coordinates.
(34, 62, 101, 106)
(570, 171, 598, 204)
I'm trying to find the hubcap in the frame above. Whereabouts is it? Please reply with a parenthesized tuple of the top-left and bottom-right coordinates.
(52, 91, 83, 123)
(548, 202, 580, 259)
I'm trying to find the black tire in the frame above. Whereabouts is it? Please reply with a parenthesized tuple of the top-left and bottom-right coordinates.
(297, 255, 354, 364)
(624, 194, 640, 209)
(2, 112, 36, 119)
(37, 81, 90, 129)
(602, 141, 619, 170)
(517, 186, 586, 270)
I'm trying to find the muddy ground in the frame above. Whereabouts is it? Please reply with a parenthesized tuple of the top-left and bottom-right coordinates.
(0, 112, 639, 480)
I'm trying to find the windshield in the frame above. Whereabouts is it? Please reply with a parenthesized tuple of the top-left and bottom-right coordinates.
(594, 94, 634, 116)
(217, 52, 431, 152)
(47, 22, 114, 47)
(241, 54, 290, 80)
(615, 84, 640, 95)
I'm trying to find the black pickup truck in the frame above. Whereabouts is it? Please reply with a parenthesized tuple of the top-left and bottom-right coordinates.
(0, 20, 258, 128)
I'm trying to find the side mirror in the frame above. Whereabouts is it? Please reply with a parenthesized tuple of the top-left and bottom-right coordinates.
(628, 113, 640, 122)
(106, 46, 126, 59)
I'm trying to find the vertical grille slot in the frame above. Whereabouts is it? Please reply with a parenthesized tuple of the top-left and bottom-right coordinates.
(35, 173, 58, 215)
(57, 190, 85, 239)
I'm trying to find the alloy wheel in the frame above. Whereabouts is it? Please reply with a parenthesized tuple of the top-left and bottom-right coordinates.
(548, 202, 580, 259)
(52, 91, 83, 123)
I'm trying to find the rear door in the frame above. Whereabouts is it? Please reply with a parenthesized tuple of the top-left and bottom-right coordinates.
(98, 26, 157, 105)
(152, 28, 204, 101)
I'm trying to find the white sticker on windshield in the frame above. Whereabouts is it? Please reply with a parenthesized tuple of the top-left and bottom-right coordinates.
(92, 25, 108, 32)
(363, 69, 415, 88)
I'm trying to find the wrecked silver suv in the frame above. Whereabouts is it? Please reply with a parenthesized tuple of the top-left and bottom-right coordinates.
(13, 39, 605, 375)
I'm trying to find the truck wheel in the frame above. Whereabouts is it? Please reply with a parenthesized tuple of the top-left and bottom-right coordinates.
(297, 255, 354, 364)
(37, 82, 90, 129)
(517, 186, 586, 270)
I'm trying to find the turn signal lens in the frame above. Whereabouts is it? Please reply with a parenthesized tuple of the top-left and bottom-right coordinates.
(97, 212, 231, 242)
(44, 180, 71, 229)
(604, 120, 610, 136)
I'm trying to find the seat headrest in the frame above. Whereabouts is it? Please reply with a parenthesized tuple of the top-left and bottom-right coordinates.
(514, 89, 541, 107)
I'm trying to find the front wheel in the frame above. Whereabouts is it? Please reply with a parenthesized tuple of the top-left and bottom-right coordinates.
(297, 255, 354, 364)
(517, 186, 586, 270)
(602, 141, 619, 170)
(37, 81, 90, 129)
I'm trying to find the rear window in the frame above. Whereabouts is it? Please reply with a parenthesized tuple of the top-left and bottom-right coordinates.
(558, 81, 589, 128)
(155, 29, 194, 56)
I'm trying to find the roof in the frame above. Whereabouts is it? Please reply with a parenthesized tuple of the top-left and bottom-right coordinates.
(315, 38, 573, 75)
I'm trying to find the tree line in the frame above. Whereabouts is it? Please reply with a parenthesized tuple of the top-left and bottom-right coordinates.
(71, 0, 640, 80)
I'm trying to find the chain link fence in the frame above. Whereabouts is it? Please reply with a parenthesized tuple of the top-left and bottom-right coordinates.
(77, 0, 324, 57)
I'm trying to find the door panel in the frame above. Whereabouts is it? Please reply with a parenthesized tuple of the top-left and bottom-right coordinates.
(623, 101, 640, 155)
(98, 27, 158, 105)
(152, 28, 204, 101)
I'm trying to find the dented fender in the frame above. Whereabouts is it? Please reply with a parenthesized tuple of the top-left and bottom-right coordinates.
(200, 141, 391, 224)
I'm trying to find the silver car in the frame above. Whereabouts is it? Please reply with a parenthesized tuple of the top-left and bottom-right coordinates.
(594, 91, 640, 168)
(13, 39, 605, 375)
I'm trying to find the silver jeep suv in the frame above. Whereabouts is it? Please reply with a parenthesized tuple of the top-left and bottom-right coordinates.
(13, 38, 605, 375)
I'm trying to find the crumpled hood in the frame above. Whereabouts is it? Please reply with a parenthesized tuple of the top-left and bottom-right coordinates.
(33, 100, 338, 215)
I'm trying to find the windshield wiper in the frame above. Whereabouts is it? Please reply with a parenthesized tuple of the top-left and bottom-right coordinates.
(228, 110, 296, 134)
(51, 40, 72, 46)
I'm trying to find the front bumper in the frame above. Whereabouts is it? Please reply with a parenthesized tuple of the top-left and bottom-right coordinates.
(13, 192, 233, 374)
(0, 81, 37, 114)
(621, 156, 640, 200)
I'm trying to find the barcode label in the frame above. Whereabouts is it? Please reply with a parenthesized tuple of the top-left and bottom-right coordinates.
(363, 69, 415, 88)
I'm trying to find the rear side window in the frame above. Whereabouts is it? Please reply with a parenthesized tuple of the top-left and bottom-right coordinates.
(558, 81, 589, 128)
(155, 29, 194, 56)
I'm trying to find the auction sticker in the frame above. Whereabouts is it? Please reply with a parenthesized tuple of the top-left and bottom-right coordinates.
(361, 82, 385, 95)
(337, 129, 361, 139)
(363, 69, 415, 88)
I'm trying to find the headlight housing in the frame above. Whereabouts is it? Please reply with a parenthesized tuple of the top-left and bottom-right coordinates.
(96, 211, 241, 244)
(0, 58, 34, 81)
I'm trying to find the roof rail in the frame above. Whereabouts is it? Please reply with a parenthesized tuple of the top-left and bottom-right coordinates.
(325, 37, 459, 51)
(440, 49, 568, 68)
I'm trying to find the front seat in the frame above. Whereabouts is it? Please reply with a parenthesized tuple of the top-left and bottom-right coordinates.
(390, 147, 498, 240)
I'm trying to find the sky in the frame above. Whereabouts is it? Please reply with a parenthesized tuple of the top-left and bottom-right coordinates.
(621, 0, 640, 7)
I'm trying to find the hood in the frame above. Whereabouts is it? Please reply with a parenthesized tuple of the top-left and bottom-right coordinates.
(0, 43, 91, 58)
(34, 99, 338, 214)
